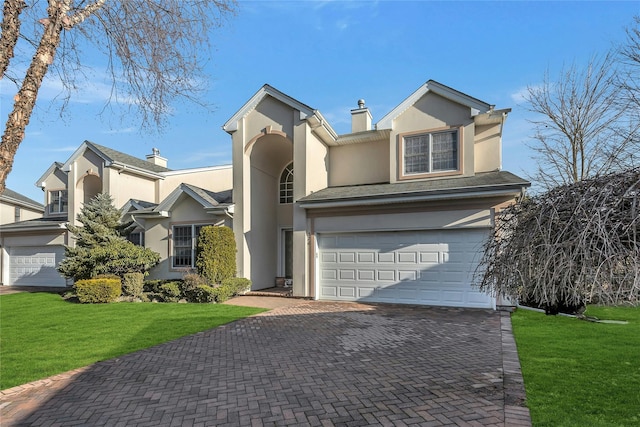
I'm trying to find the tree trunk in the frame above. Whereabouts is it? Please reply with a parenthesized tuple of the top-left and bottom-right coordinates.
(0, 0, 26, 79)
(0, 3, 64, 193)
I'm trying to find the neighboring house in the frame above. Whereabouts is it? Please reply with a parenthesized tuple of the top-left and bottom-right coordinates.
(0, 188, 44, 225)
(0, 141, 232, 287)
(223, 80, 530, 308)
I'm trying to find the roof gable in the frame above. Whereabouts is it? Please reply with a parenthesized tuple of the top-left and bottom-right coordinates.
(223, 84, 316, 133)
(376, 80, 492, 130)
(148, 183, 232, 215)
(60, 141, 171, 177)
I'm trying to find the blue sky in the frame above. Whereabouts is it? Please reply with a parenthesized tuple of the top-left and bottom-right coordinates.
(2, 1, 639, 202)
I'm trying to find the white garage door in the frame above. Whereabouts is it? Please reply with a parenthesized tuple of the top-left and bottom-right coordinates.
(9, 246, 67, 287)
(318, 229, 493, 308)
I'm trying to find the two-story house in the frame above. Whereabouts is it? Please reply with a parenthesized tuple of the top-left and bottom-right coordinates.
(0, 142, 233, 287)
(223, 80, 529, 309)
(2, 79, 529, 309)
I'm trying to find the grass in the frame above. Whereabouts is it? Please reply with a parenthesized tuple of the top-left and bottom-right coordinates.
(512, 306, 640, 427)
(0, 292, 266, 390)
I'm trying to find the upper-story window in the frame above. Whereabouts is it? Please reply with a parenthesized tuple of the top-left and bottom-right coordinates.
(14, 206, 20, 222)
(49, 190, 68, 214)
(400, 127, 461, 179)
(279, 162, 293, 204)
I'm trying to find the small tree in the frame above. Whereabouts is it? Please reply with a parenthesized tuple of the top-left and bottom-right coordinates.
(58, 193, 159, 281)
(195, 225, 236, 284)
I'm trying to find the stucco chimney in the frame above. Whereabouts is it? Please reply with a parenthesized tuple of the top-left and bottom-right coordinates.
(146, 148, 167, 168)
(351, 99, 372, 133)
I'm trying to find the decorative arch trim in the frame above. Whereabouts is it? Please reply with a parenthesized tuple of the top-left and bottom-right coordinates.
(244, 126, 290, 154)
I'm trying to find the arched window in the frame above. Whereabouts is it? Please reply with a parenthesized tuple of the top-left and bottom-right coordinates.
(279, 162, 293, 204)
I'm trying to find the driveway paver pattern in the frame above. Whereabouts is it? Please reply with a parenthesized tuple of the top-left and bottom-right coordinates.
(1, 300, 530, 426)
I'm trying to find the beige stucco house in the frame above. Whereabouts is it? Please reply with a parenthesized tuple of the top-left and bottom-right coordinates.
(2, 80, 529, 308)
(223, 80, 529, 308)
(0, 141, 232, 287)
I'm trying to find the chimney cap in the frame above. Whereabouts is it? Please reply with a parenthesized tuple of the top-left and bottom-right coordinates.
(357, 99, 366, 108)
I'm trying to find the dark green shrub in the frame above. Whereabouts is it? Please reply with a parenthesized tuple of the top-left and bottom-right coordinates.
(74, 278, 122, 303)
(160, 282, 182, 302)
(195, 226, 237, 284)
(221, 277, 251, 296)
(180, 272, 209, 299)
(122, 272, 144, 297)
(143, 280, 163, 293)
(189, 285, 218, 303)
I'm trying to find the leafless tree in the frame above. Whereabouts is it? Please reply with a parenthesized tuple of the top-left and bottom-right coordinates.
(618, 16, 640, 115)
(525, 53, 640, 191)
(0, 0, 236, 193)
(476, 167, 640, 311)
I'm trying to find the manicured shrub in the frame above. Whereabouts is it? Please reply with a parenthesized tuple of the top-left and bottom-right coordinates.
(122, 272, 144, 297)
(160, 282, 182, 302)
(74, 278, 122, 303)
(180, 272, 209, 298)
(189, 285, 218, 303)
(195, 226, 237, 284)
(221, 277, 252, 296)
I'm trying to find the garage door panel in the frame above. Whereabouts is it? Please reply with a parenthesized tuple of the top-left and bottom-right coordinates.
(339, 270, 355, 280)
(9, 246, 66, 287)
(357, 270, 375, 281)
(318, 230, 493, 308)
(377, 252, 395, 263)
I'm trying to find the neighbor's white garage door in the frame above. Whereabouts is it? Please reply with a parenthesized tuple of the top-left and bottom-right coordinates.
(9, 246, 66, 287)
(318, 229, 493, 308)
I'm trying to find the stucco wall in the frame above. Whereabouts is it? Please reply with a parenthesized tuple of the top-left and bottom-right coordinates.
(311, 208, 493, 234)
(161, 167, 233, 200)
(389, 92, 475, 182)
(0, 202, 42, 225)
(328, 138, 389, 186)
(474, 123, 502, 172)
(145, 195, 231, 280)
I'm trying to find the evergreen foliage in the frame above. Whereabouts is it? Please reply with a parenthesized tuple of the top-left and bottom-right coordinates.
(58, 193, 159, 281)
(195, 226, 237, 284)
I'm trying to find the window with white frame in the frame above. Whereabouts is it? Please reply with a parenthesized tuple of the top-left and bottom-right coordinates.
(279, 162, 293, 204)
(172, 224, 208, 268)
(14, 206, 20, 222)
(402, 128, 460, 177)
(49, 190, 68, 214)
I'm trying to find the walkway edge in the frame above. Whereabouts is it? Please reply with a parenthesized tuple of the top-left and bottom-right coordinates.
(501, 311, 532, 426)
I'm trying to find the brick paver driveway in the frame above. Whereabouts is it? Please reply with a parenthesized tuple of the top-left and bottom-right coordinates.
(1, 300, 530, 426)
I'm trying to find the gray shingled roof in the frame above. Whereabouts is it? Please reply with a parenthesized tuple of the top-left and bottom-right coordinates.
(298, 171, 530, 204)
(0, 188, 44, 209)
(87, 141, 171, 173)
(182, 184, 232, 206)
(0, 217, 66, 231)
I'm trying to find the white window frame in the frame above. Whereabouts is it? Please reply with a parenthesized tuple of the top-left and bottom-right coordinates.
(171, 224, 209, 269)
(279, 162, 294, 204)
(399, 126, 462, 180)
(49, 189, 68, 214)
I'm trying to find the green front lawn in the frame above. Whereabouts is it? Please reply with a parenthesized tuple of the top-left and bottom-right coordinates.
(512, 306, 640, 427)
(0, 292, 266, 390)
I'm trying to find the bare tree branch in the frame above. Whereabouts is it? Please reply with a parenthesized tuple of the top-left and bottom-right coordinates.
(0, 0, 237, 193)
(525, 53, 640, 190)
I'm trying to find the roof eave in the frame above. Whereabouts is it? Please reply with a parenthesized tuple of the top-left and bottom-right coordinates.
(299, 184, 528, 209)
